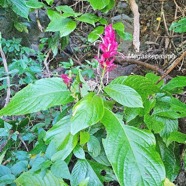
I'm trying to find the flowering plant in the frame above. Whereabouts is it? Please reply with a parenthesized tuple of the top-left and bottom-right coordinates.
(0, 24, 185, 186)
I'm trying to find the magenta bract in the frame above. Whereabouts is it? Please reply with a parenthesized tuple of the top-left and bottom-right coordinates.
(96, 24, 118, 72)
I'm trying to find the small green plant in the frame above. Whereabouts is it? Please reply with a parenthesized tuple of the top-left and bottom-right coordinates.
(0, 38, 44, 99)
(169, 17, 186, 33)
(0, 24, 186, 186)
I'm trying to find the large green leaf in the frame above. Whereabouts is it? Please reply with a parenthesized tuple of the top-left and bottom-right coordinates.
(44, 116, 78, 161)
(157, 137, 179, 181)
(71, 93, 104, 135)
(9, 0, 29, 19)
(15, 171, 67, 186)
(0, 78, 72, 116)
(101, 108, 165, 186)
(88, 0, 110, 10)
(71, 159, 103, 186)
(104, 84, 143, 108)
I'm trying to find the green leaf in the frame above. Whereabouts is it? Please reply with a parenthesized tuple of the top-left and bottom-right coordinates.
(101, 0, 115, 13)
(162, 76, 186, 92)
(0, 78, 72, 116)
(87, 135, 101, 157)
(45, 0, 53, 5)
(113, 22, 125, 33)
(0, 165, 11, 176)
(15, 171, 67, 186)
(157, 137, 179, 181)
(51, 160, 71, 179)
(56, 5, 81, 17)
(168, 131, 186, 144)
(14, 22, 28, 33)
(71, 159, 103, 186)
(44, 116, 78, 161)
(123, 75, 159, 99)
(104, 84, 143, 108)
(124, 107, 142, 123)
(158, 117, 178, 140)
(80, 131, 90, 145)
(101, 108, 166, 186)
(76, 13, 99, 26)
(88, 0, 110, 10)
(59, 19, 76, 37)
(73, 145, 85, 159)
(90, 148, 110, 166)
(144, 114, 165, 133)
(0, 151, 6, 164)
(9, 0, 29, 19)
(88, 26, 104, 43)
(113, 22, 132, 40)
(110, 76, 128, 84)
(46, 16, 76, 37)
(169, 17, 186, 33)
(164, 178, 175, 186)
(153, 95, 186, 119)
(88, 160, 115, 183)
(26, 0, 44, 8)
(0, 0, 8, 7)
(47, 9, 62, 20)
(0, 174, 15, 185)
(50, 132, 78, 161)
(123, 32, 133, 40)
(71, 93, 104, 135)
(11, 161, 28, 176)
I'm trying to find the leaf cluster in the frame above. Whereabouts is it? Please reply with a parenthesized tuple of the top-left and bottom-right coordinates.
(0, 72, 186, 186)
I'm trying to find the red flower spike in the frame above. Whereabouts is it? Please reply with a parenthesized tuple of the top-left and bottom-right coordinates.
(61, 74, 71, 85)
(96, 24, 118, 72)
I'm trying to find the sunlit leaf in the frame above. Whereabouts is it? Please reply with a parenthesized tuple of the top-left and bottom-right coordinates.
(101, 108, 166, 186)
(71, 93, 104, 135)
(104, 84, 143, 108)
(0, 78, 72, 116)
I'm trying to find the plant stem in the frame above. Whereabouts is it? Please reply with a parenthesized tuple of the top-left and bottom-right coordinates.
(98, 67, 106, 94)
(0, 32, 11, 107)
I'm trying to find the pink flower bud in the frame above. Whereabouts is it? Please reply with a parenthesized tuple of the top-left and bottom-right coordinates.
(61, 74, 71, 85)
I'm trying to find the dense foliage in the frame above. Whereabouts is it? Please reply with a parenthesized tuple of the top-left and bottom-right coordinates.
(0, 0, 186, 186)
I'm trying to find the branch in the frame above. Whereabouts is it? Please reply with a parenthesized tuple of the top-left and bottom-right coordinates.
(129, 0, 140, 52)
(116, 57, 165, 76)
(156, 50, 186, 84)
(43, 49, 51, 77)
(0, 33, 11, 107)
